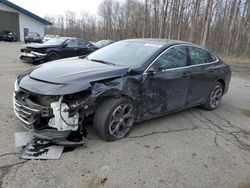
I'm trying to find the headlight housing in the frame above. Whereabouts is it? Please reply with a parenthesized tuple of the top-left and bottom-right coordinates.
(14, 79, 20, 92)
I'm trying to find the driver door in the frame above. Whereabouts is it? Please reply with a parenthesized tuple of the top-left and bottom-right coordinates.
(141, 45, 190, 119)
(76, 39, 96, 56)
(61, 38, 79, 58)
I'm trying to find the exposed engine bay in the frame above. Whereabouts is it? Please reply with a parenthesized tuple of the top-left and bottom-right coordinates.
(13, 87, 92, 146)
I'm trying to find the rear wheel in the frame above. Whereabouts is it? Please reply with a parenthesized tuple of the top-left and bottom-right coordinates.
(93, 98, 135, 141)
(202, 82, 223, 110)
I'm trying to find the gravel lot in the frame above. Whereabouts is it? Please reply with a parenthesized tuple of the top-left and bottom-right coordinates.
(0, 42, 250, 188)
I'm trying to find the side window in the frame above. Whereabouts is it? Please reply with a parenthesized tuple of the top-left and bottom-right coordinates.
(66, 39, 78, 47)
(207, 52, 217, 62)
(188, 47, 215, 65)
(78, 39, 89, 46)
(150, 46, 187, 71)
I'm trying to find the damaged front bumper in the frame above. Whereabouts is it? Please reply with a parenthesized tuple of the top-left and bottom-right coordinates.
(13, 90, 87, 146)
(20, 51, 47, 62)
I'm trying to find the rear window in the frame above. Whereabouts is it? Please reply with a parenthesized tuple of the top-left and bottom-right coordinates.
(188, 47, 217, 65)
(207, 52, 217, 62)
(28, 32, 39, 37)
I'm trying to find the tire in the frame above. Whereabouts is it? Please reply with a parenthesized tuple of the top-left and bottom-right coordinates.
(202, 82, 223, 110)
(93, 97, 135, 141)
(48, 52, 59, 61)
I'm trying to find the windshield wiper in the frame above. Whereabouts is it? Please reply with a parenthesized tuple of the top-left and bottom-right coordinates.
(89, 59, 116, 66)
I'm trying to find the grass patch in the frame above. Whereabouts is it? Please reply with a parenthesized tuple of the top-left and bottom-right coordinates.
(220, 56, 250, 64)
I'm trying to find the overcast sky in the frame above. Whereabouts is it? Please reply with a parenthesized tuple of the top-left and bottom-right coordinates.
(9, 0, 103, 17)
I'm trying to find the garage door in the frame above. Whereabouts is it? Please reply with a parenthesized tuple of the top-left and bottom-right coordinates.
(0, 10, 20, 40)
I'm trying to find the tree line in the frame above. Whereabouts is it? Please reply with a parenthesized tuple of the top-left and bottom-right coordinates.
(45, 0, 250, 57)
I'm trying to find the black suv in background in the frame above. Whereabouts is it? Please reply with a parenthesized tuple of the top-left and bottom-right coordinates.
(0, 30, 18, 42)
(24, 32, 42, 43)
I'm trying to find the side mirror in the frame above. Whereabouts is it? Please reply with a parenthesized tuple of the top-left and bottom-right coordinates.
(147, 69, 156, 76)
(147, 65, 164, 73)
(62, 43, 68, 48)
(155, 65, 165, 72)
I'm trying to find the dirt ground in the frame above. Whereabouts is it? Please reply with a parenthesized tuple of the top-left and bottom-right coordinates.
(0, 42, 250, 188)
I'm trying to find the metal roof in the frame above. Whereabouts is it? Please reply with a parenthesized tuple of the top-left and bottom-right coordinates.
(126, 38, 193, 45)
(0, 0, 52, 25)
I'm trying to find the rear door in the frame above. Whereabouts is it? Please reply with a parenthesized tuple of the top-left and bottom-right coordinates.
(141, 45, 190, 118)
(77, 39, 96, 55)
(186, 46, 219, 106)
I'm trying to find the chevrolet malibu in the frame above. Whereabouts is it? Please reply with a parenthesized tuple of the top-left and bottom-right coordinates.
(13, 39, 231, 144)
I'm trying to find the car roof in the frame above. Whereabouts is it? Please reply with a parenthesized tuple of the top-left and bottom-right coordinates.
(59, 37, 90, 42)
(124, 38, 213, 53)
(124, 38, 194, 47)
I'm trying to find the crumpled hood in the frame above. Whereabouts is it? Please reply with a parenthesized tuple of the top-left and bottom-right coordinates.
(26, 43, 59, 49)
(19, 57, 130, 95)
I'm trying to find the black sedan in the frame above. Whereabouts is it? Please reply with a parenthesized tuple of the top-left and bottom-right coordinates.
(20, 37, 97, 63)
(13, 39, 231, 145)
(0, 30, 18, 42)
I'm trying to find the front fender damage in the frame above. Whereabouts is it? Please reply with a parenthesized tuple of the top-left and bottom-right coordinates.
(90, 76, 142, 120)
(15, 75, 142, 159)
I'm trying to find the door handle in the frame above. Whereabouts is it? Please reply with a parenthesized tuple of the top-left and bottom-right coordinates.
(208, 68, 214, 73)
(181, 72, 189, 78)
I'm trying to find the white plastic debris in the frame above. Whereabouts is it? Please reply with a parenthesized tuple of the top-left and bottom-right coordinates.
(15, 132, 34, 148)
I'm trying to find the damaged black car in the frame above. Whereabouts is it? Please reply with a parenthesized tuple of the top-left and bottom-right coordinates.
(13, 39, 231, 144)
(20, 37, 97, 64)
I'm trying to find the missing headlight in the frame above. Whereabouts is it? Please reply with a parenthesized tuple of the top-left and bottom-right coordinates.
(48, 96, 79, 131)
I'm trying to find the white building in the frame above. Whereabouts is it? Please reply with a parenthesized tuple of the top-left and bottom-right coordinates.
(0, 0, 52, 41)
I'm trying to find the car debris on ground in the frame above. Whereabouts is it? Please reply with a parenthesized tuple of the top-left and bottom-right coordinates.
(15, 132, 85, 160)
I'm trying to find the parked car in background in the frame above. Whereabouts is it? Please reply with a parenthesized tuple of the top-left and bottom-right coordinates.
(24, 32, 42, 43)
(42, 34, 56, 43)
(0, 30, 18, 42)
(20, 37, 98, 63)
(95, 39, 114, 48)
(14, 39, 231, 144)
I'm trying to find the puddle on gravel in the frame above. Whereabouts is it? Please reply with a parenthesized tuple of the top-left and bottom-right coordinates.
(241, 109, 250, 118)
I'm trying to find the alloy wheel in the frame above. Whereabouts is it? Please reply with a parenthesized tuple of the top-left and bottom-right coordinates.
(209, 85, 223, 109)
(108, 103, 134, 139)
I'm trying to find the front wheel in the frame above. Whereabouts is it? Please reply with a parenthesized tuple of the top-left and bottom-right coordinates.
(202, 82, 223, 110)
(93, 98, 135, 141)
(48, 52, 59, 61)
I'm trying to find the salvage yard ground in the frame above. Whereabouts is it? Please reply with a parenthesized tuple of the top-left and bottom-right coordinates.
(0, 42, 250, 188)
